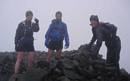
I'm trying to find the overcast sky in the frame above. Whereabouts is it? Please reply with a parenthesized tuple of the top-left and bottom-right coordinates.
(0, 0, 130, 72)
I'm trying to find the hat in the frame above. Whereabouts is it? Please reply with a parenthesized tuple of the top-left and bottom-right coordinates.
(90, 15, 99, 22)
(25, 10, 33, 17)
(55, 11, 62, 16)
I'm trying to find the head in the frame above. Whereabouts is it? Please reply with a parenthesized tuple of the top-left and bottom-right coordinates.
(25, 10, 33, 21)
(55, 11, 62, 21)
(90, 15, 99, 28)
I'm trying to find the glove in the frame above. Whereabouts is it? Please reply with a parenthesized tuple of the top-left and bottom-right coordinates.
(34, 18, 39, 24)
(92, 46, 98, 55)
(88, 43, 92, 49)
(64, 44, 69, 49)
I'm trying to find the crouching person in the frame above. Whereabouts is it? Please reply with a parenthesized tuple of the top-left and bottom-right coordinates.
(88, 15, 121, 74)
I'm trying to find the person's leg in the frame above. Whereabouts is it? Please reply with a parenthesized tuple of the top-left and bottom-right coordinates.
(28, 52, 35, 71)
(106, 47, 112, 64)
(15, 52, 24, 74)
(47, 49, 52, 63)
(56, 41, 63, 60)
(56, 49, 62, 60)
(115, 46, 121, 71)
(114, 37, 121, 72)
(107, 36, 121, 75)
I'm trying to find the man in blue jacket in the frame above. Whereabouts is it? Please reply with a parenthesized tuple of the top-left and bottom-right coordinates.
(45, 11, 69, 63)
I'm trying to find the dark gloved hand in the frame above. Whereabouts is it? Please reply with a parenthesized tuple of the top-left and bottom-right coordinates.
(88, 43, 92, 50)
(92, 46, 98, 55)
(34, 18, 39, 24)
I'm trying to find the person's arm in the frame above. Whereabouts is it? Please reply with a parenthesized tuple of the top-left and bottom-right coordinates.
(45, 24, 53, 40)
(32, 18, 40, 32)
(64, 24, 69, 48)
(94, 28, 103, 54)
(15, 23, 23, 45)
(45, 24, 53, 47)
(89, 34, 96, 46)
(88, 29, 96, 49)
(32, 22, 39, 32)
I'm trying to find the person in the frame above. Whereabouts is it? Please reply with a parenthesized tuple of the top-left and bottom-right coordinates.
(14, 10, 39, 74)
(88, 15, 121, 73)
(45, 11, 69, 63)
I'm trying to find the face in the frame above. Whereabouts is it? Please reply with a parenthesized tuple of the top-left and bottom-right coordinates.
(55, 14, 62, 20)
(90, 20, 99, 28)
(26, 15, 33, 21)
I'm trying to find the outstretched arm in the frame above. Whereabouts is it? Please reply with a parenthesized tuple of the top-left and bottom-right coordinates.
(94, 28, 103, 54)
(89, 34, 96, 46)
(88, 29, 96, 49)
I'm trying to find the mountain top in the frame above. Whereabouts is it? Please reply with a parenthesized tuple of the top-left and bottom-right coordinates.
(0, 44, 129, 81)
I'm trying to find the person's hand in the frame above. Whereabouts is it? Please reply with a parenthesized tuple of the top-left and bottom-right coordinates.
(88, 43, 92, 49)
(34, 18, 39, 24)
(91, 46, 98, 55)
(64, 46, 69, 49)
(45, 39, 49, 48)
(64, 44, 69, 49)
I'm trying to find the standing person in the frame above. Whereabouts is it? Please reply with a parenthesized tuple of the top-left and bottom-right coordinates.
(88, 15, 121, 73)
(14, 10, 39, 74)
(45, 11, 69, 63)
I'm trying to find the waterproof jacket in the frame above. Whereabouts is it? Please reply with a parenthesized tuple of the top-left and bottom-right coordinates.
(15, 20, 39, 45)
(45, 19, 69, 46)
(89, 23, 117, 54)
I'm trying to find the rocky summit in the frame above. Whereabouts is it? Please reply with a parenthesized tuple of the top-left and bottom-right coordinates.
(0, 44, 129, 81)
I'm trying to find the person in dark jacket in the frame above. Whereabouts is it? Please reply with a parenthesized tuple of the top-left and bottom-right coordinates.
(14, 10, 39, 74)
(45, 11, 69, 63)
(88, 15, 121, 73)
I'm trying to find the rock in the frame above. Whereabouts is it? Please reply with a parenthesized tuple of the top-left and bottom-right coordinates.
(64, 69, 81, 80)
(0, 44, 129, 81)
(9, 69, 49, 81)
(62, 58, 75, 69)
(35, 60, 49, 69)
(91, 79, 98, 81)
(120, 68, 130, 81)
(57, 76, 70, 81)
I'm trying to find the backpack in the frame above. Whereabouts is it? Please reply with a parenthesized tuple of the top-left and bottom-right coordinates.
(103, 23, 117, 35)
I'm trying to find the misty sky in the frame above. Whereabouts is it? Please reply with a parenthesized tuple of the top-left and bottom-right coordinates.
(0, 0, 130, 72)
